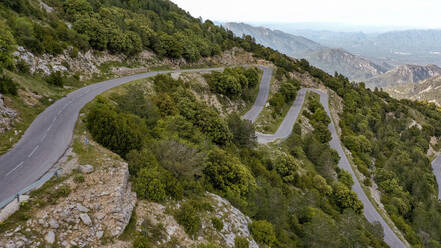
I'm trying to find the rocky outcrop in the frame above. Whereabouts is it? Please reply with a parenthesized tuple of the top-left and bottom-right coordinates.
(366, 64, 441, 88)
(135, 192, 258, 248)
(13, 46, 126, 78)
(0, 94, 17, 134)
(0, 146, 136, 247)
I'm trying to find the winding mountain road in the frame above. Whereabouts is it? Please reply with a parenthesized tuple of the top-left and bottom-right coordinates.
(0, 64, 407, 247)
(0, 68, 226, 205)
(243, 86, 407, 247)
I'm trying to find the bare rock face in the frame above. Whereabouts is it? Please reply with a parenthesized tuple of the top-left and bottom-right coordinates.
(0, 93, 17, 134)
(135, 192, 258, 248)
(0, 145, 136, 247)
(12, 46, 123, 78)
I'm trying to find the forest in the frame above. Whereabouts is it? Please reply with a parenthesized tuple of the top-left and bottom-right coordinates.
(86, 70, 387, 248)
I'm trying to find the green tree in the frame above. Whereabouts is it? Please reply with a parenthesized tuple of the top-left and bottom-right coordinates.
(227, 113, 256, 147)
(250, 220, 277, 246)
(135, 167, 166, 202)
(0, 21, 16, 70)
(332, 182, 363, 214)
(203, 148, 255, 195)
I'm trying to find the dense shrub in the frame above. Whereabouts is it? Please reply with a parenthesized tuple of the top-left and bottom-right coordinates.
(86, 98, 147, 158)
(0, 75, 18, 95)
(211, 217, 224, 232)
(46, 71, 64, 87)
(175, 201, 201, 238)
(227, 113, 256, 147)
(234, 236, 249, 248)
(206, 67, 260, 100)
(203, 148, 255, 196)
(135, 167, 166, 202)
(250, 220, 277, 246)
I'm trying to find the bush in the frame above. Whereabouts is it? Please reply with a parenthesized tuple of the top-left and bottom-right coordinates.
(227, 113, 256, 147)
(337, 170, 354, 188)
(234, 236, 249, 248)
(175, 201, 201, 238)
(135, 168, 166, 202)
(132, 234, 151, 248)
(15, 59, 30, 74)
(203, 148, 255, 195)
(274, 153, 300, 184)
(332, 182, 363, 214)
(73, 175, 85, 183)
(211, 217, 224, 231)
(250, 220, 277, 246)
(86, 99, 147, 158)
(0, 75, 18, 95)
(46, 71, 64, 87)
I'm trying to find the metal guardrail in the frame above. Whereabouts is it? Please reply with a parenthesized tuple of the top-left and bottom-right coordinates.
(0, 168, 62, 210)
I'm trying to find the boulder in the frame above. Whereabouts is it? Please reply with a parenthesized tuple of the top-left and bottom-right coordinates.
(44, 231, 55, 244)
(79, 213, 92, 226)
(48, 218, 59, 229)
(79, 164, 94, 174)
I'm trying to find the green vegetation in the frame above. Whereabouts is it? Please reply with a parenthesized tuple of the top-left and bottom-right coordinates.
(211, 217, 224, 232)
(250, 220, 277, 246)
(295, 61, 441, 246)
(85, 72, 387, 247)
(205, 67, 260, 102)
(256, 78, 301, 132)
(0, 74, 17, 95)
(234, 236, 250, 248)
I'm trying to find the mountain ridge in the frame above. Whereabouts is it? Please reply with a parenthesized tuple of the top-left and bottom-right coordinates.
(224, 22, 389, 81)
(365, 64, 441, 88)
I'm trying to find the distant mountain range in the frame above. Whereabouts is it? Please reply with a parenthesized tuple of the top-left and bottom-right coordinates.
(283, 29, 441, 67)
(223, 22, 323, 58)
(224, 22, 388, 81)
(224, 22, 441, 89)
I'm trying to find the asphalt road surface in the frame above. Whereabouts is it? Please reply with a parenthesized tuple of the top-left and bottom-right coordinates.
(432, 155, 441, 200)
(241, 66, 272, 122)
(0, 68, 224, 204)
(244, 87, 407, 247)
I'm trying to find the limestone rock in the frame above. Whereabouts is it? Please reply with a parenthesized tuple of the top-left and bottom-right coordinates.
(76, 203, 89, 213)
(79, 213, 92, 226)
(48, 218, 59, 229)
(79, 164, 94, 174)
(45, 231, 55, 244)
(96, 231, 104, 239)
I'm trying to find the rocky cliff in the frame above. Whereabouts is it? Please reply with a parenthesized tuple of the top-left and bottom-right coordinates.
(366, 64, 441, 88)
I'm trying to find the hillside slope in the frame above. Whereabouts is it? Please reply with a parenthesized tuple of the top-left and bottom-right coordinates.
(384, 75, 441, 105)
(365, 64, 441, 88)
(305, 48, 388, 80)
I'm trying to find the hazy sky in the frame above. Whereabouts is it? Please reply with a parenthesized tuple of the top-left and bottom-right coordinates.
(171, 0, 441, 29)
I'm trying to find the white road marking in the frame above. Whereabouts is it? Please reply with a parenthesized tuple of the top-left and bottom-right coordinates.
(6, 161, 24, 176)
(28, 145, 39, 158)
(52, 116, 57, 122)
(40, 133, 47, 142)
